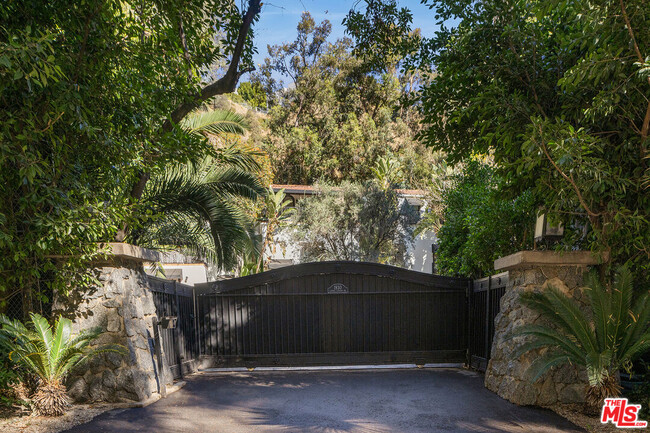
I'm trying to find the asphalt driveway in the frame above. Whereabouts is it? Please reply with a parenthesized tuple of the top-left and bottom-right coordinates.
(63, 368, 584, 433)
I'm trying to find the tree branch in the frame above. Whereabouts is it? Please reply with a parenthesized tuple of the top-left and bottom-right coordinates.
(163, 0, 262, 132)
(178, 13, 193, 81)
(116, 1, 262, 242)
(536, 125, 601, 218)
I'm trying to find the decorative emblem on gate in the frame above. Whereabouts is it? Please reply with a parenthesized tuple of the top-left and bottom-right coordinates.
(327, 283, 349, 294)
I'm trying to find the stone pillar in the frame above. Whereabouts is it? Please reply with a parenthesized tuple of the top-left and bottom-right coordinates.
(484, 250, 608, 406)
(55, 243, 174, 403)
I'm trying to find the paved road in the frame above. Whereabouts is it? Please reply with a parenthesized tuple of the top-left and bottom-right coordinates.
(63, 368, 584, 433)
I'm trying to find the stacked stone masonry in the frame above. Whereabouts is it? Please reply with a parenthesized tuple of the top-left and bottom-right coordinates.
(485, 263, 591, 406)
(59, 258, 174, 403)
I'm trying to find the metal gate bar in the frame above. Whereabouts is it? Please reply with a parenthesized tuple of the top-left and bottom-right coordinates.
(194, 261, 470, 368)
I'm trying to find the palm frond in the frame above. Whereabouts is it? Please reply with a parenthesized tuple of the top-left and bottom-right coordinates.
(521, 286, 596, 352)
(180, 109, 250, 136)
(511, 324, 585, 363)
(609, 266, 634, 351)
(214, 145, 263, 173)
(619, 290, 650, 357)
(133, 155, 265, 270)
(584, 270, 608, 350)
(512, 265, 649, 391)
(0, 314, 126, 384)
(526, 351, 574, 383)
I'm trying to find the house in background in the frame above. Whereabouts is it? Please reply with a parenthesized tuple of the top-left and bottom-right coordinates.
(144, 250, 209, 285)
(266, 184, 438, 274)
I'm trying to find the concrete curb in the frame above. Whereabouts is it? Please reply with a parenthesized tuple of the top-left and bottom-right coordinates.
(200, 363, 464, 373)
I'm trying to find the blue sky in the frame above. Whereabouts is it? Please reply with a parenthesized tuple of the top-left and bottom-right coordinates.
(249, 1, 442, 78)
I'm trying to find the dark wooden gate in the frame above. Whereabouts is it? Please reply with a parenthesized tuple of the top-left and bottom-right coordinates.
(468, 272, 508, 371)
(147, 276, 199, 378)
(194, 262, 470, 367)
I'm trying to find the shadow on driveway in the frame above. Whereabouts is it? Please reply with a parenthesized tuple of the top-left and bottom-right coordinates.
(63, 368, 584, 432)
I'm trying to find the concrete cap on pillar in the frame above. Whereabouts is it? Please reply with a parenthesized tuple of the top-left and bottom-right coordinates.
(494, 250, 609, 272)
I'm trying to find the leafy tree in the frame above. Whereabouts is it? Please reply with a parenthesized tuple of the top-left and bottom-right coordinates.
(0, 0, 263, 316)
(291, 182, 413, 265)
(513, 266, 650, 410)
(237, 81, 267, 109)
(253, 12, 442, 187)
(345, 0, 650, 282)
(0, 313, 126, 416)
(425, 160, 535, 278)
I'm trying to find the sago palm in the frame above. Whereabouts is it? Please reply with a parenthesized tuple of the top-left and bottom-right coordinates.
(512, 266, 650, 409)
(0, 314, 126, 416)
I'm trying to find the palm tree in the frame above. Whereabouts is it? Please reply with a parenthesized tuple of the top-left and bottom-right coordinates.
(0, 314, 126, 416)
(131, 154, 265, 269)
(129, 109, 266, 269)
(512, 266, 650, 409)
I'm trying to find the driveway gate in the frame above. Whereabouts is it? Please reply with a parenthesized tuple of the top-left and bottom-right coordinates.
(194, 262, 471, 367)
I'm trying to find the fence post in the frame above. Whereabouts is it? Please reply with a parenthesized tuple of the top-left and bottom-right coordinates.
(466, 278, 472, 367)
(484, 276, 491, 367)
(193, 287, 200, 360)
(173, 280, 184, 380)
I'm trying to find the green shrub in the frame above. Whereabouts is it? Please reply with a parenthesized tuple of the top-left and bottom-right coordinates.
(433, 160, 536, 278)
(0, 354, 19, 410)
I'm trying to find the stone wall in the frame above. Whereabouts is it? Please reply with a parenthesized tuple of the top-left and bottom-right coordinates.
(55, 245, 174, 403)
(484, 251, 607, 406)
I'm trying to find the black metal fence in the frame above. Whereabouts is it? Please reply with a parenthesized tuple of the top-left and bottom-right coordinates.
(146, 276, 199, 378)
(4, 263, 509, 375)
(194, 262, 471, 367)
(468, 272, 508, 371)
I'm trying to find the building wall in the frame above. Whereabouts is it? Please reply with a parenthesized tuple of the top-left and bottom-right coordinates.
(406, 230, 437, 274)
(160, 263, 208, 285)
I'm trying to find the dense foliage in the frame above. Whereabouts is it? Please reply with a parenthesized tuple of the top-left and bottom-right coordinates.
(253, 12, 442, 187)
(424, 161, 535, 278)
(0, 349, 21, 411)
(0, 0, 262, 315)
(291, 182, 414, 265)
(346, 0, 650, 282)
(513, 267, 650, 409)
(626, 362, 650, 419)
